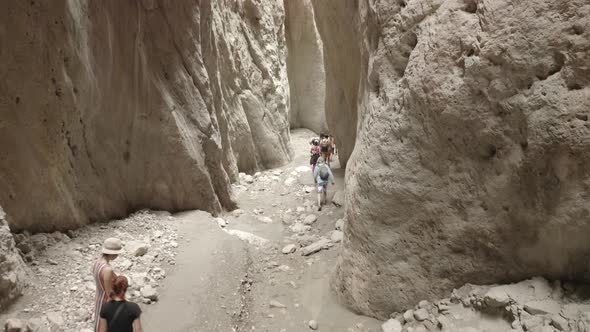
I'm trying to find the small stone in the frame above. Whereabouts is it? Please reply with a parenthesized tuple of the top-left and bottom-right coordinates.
(575, 113, 588, 121)
(290, 223, 311, 234)
(153, 230, 164, 238)
(524, 299, 561, 315)
(303, 215, 318, 225)
(127, 241, 149, 257)
(484, 287, 511, 307)
(269, 300, 287, 308)
(331, 230, 343, 243)
(301, 238, 332, 256)
(381, 318, 402, 332)
(413, 308, 429, 321)
(257, 216, 273, 224)
(550, 314, 568, 331)
(335, 219, 344, 230)
(309, 320, 319, 330)
(16, 242, 32, 254)
(232, 209, 244, 217)
(418, 300, 429, 308)
(332, 191, 344, 207)
(47, 259, 58, 265)
(282, 244, 297, 254)
(5, 318, 26, 332)
(403, 309, 414, 323)
(141, 285, 159, 301)
(46, 311, 64, 328)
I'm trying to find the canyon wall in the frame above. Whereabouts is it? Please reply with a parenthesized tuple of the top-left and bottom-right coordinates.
(0, 0, 291, 232)
(284, 0, 327, 134)
(325, 0, 590, 318)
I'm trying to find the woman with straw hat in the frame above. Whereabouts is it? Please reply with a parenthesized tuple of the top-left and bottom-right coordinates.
(92, 237, 122, 332)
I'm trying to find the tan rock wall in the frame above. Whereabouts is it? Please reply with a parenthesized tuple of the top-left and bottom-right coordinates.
(0, 0, 291, 232)
(327, 0, 590, 318)
(285, 0, 327, 134)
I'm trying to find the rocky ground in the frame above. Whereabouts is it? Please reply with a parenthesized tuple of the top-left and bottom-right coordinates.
(3, 129, 590, 332)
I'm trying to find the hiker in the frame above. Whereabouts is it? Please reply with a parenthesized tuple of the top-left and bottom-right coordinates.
(310, 138, 321, 175)
(93, 237, 122, 332)
(99, 275, 143, 332)
(328, 135, 336, 161)
(320, 135, 331, 165)
(313, 157, 335, 211)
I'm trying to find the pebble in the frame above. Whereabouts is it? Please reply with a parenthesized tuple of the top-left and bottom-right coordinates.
(141, 285, 159, 301)
(308, 320, 319, 330)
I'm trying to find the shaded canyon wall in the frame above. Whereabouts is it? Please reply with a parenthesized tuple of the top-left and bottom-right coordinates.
(313, 0, 590, 318)
(0, 0, 292, 233)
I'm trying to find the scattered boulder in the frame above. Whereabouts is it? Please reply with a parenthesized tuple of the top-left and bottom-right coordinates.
(127, 241, 149, 257)
(381, 318, 402, 332)
(331, 230, 343, 243)
(303, 215, 318, 225)
(290, 223, 311, 234)
(243, 175, 254, 184)
(257, 216, 273, 224)
(524, 299, 562, 315)
(269, 300, 287, 308)
(484, 287, 511, 308)
(308, 320, 319, 330)
(332, 191, 344, 207)
(140, 285, 159, 301)
(4, 319, 26, 332)
(413, 308, 429, 321)
(335, 218, 344, 231)
(282, 244, 297, 254)
(301, 238, 332, 256)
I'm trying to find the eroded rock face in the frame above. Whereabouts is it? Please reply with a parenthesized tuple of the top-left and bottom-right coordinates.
(285, 0, 327, 134)
(329, 0, 590, 318)
(0, 207, 26, 311)
(0, 0, 291, 231)
(310, 0, 364, 167)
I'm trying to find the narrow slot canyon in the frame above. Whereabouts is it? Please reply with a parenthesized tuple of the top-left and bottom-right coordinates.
(1, 1, 590, 332)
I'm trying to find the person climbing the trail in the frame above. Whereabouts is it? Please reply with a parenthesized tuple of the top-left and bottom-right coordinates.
(99, 275, 143, 332)
(93, 237, 123, 332)
(310, 138, 321, 177)
(313, 157, 335, 211)
(320, 134, 331, 165)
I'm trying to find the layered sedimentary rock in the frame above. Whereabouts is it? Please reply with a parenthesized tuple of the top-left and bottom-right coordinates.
(0, 0, 291, 232)
(0, 207, 26, 311)
(284, 0, 327, 134)
(328, 0, 590, 318)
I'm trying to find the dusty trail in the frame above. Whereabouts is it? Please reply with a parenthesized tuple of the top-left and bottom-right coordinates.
(144, 128, 380, 331)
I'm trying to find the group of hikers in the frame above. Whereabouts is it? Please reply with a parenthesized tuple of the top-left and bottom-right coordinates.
(93, 238, 142, 332)
(310, 133, 336, 211)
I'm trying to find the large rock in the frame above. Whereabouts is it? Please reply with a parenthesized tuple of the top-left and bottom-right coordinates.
(323, 0, 590, 319)
(0, 0, 291, 232)
(0, 208, 26, 311)
(284, 0, 327, 133)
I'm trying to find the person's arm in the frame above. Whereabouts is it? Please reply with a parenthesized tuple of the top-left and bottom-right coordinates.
(133, 318, 142, 332)
(99, 319, 108, 332)
(329, 168, 336, 184)
(102, 267, 114, 298)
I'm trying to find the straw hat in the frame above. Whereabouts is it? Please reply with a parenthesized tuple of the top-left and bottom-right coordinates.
(102, 237, 123, 255)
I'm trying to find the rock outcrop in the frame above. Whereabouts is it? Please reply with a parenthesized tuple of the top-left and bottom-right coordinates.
(0, 207, 26, 311)
(284, 0, 327, 134)
(327, 0, 590, 318)
(0, 0, 291, 232)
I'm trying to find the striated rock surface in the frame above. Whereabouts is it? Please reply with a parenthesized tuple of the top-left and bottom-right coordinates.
(311, 0, 364, 166)
(0, 0, 291, 232)
(328, 0, 590, 318)
(0, 207, 26, 311)
(284, 0, 327, 134)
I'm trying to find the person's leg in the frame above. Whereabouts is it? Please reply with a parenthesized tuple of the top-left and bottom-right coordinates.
(317, 184, 323, 211)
